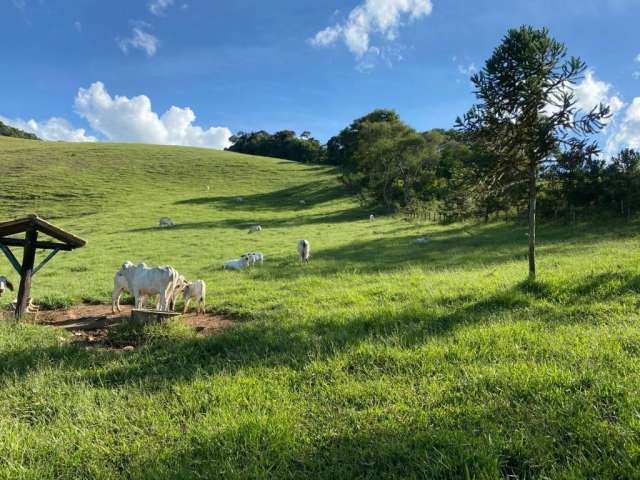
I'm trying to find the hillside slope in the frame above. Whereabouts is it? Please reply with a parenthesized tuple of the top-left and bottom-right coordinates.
(1, 137, 640, 479)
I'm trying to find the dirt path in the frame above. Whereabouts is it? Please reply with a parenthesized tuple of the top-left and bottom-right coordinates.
(32, 304, 235, 350)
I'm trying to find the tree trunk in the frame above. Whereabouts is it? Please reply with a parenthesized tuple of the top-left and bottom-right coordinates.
(16, 227, 38, 320)
(528, 162, 537, 281)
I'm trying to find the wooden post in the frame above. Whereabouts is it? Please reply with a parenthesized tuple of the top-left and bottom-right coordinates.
(15, 226, 37, 320)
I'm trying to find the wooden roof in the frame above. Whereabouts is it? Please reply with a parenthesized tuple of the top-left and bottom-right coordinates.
(0, 214, 86, 249)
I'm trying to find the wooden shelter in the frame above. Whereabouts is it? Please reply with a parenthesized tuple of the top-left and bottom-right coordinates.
(0, 214, 86, 319)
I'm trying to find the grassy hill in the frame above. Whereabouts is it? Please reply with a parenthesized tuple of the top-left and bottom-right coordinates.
(1, 136, 640, 479)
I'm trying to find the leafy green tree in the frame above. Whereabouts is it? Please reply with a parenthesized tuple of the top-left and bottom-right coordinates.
(457, 26, 610, 280)
(352, 118, 431, 209)
(326, 110, 401, 168)
(227, 130, 325, 164)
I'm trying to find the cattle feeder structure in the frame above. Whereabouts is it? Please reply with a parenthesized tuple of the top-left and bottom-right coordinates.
(0, 214, 86, 319)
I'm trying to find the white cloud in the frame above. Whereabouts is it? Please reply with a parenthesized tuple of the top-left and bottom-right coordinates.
(0, 115, 96, 142)
(74, 82, 232, 149)
(310, 0, 433, 59)
(117, 22, 159, 57)
(573, 70, 624, 115)
(607, 98, 640, 153)
(633, 72, 640, 80)
(149, 0, 174, 16)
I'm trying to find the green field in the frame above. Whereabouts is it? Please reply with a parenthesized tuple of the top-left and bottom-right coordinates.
(1, 136, 640, 479)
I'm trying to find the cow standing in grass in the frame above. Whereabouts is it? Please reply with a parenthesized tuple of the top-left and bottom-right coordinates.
(116, 262, 179, 311)
(182, 280, 206, 315)
(298, 240, 310, 263)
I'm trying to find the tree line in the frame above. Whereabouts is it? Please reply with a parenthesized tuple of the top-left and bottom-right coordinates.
(0, 121, 39, 141)
(229, 26, 632, 279)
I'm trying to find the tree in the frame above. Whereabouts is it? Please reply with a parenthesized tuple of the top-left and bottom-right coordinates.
(227, 130, 326, 164)
(456, 26, 610, 280)
(326, 109, 401, 168)
(352, 119, 431, 209)
(0, 121, 39, 141)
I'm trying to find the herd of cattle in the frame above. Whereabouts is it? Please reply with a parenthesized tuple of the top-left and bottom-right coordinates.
(109, 239, 311, 315)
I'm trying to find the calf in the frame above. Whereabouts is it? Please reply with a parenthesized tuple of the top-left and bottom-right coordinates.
(244, 252, 264, 266)
(111, 271, 130, 313)
(183, 280, 206, 315)
(248, 225, 262, 234)
(297, 240, 310, 263)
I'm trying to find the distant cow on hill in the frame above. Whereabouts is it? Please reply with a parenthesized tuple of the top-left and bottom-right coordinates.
(298, 240, 310, 263)
(159, 217, 175, 228)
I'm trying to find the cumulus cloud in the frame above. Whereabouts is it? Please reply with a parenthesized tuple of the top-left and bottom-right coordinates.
(149, 0, 174, 16)
(607, 98, 640, 153)
(310, 0, 433, 59)
(117, 22, 159, 57)
(74, 82, 232, 149)
(0, 115, 96, 142)
(573, 70, 624, 115)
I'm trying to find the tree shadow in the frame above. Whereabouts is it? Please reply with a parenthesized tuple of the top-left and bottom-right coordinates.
(125, 207, 370, 233)
(2, 269, 635, 393)
(174, 181, 348, 212)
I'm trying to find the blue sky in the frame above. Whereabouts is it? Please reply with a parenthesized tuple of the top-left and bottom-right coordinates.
(1, 0, 639, 152)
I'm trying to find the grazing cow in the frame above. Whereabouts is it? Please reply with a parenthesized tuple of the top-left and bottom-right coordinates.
(298, 240, 310, 263)
(159, 217, 175, 228)
(369, 214, 375, 222)
(0, 276, 14, 298)
(170, 274, 188, 310)
(415, 237, 430, 244)
(183, 280, 206, 315)
(224, 256, 251, 270)
(116, 262, 179, 311)
(248, 225, 262, 234)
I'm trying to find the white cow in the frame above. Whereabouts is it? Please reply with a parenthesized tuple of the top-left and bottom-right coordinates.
(369, 214, 375, 222)
(224, 256, 250, 271)
(111, 271, 130, 313)
(183, 280, 206, 315)
(244, 252, 264, 266)
(298, 240, 310, 263)
(0, 276, 14, 297)
(116, 262, 179, 311)
(159, 217, 175, 228)
(112, 266, 185, 313)
(248, 225, 262, 234)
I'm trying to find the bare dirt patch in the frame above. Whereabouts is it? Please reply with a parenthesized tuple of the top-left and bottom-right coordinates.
(32, 304, 235, 350)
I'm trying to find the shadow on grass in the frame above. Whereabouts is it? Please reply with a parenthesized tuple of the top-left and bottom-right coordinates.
(2, 269, 637, 392)
(175, 181, 348, 212)
(126, 207, 370, 233)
